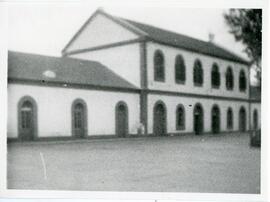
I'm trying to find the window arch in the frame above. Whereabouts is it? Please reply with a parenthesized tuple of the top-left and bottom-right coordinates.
(226, 67, 234, 90)
(193, 59, 203, 86)
(175, 55, 186, 83)
(239, 106, 246, 131)
(153, 100, 167, 136)
(72, 99, 88, 138)
(154, 50, 165, 82)
(227, 107, 233, 129)
(193, 103, 204, 135)
(253, 109, 258, 130)
(239, 70, 247, 91)
(115, 101, 129, 137)
(211, 63, 220, 88)
(176, 104, 185, 130)
(18, 96, 38, 141)
(211, 105, 220, 134)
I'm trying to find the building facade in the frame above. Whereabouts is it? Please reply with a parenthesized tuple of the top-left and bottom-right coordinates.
(7, 9, 261, 141)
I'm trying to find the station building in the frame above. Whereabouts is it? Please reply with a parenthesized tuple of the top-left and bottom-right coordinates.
(7, 9, 261, 140)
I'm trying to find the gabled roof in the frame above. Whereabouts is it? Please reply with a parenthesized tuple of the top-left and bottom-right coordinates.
(8, 51, 138, 90)
(121, 18, 249, 65)
(62, 9, 249, 65)
(250, 86, 261, 101)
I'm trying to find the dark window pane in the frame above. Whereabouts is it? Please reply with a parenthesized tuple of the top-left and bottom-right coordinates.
(193, 60, 203, 86)
(175, 55, 186, 83)
(154, 50, 165, 81)
(239, 70, 246, 91)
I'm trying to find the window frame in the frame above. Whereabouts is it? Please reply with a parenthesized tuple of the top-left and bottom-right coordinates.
(226, 66, 234, 90)
(239, 70, 247, 92)
(211, 63, 220, 89)
(193, 59, 203, 87)
(154, 50, 165, 82)
(175, 55, 186, 84)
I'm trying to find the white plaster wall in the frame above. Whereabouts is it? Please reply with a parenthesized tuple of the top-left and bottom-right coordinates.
(147, 42, 249, 99)
(8, 84, 140, 138)
(70, 43, 141, 87)
(66, 14, 139, 52)
(250, 102, 261, 129)
(148, 94, 250, 134)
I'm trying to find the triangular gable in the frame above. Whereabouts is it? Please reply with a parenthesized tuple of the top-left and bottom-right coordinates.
(62, 9, 147, 55)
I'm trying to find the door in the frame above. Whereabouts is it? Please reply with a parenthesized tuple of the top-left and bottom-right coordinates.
(19, 100, 35, 141)
(153, 103, 166, 136)
(239, 107, 246, 132)
(194, 104, 203, 135)
(253, 110, 258, 130)
(116, 103, 128, 137)
(73, 102, 86, 138)
(211, 106, 220, 134)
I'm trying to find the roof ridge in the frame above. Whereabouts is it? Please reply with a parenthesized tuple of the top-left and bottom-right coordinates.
(121, 17, 210, 45)
(8, 50, 104, 66)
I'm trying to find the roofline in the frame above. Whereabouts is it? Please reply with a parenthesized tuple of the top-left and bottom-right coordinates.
(62, 9, 250, 66)
(8, 78, 140, 93)
(61, 8, 147, 55)
(63, 37, 146, 56)
(9, 78, 254, 103)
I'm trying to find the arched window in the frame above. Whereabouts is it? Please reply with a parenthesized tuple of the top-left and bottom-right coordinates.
(175, 55, 186, 83)
(154, 50, 165, 82)
(211, 63, 220, 88)
(193, 59, 203, 86)
(253, 109, 258, 130)
(176, 104, 185, 130)
(239, 70, 247, 92)
(227, 108, 233, 129)
(226, 67, 234, 90)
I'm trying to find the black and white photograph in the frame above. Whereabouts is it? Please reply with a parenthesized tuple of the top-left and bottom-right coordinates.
(2, 0, 267, 199)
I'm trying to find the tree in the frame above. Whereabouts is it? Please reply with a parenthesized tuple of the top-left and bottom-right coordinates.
(224, 9, 262, 86)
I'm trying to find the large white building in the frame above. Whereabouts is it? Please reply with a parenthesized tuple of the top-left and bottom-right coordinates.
(7, 9, 261, 141)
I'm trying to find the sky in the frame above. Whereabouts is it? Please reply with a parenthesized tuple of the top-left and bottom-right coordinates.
(7, 1, 260, 83)
(8, 2, 248, 58)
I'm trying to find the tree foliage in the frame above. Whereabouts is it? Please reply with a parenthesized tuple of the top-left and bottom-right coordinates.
(224, 9, 262, 66)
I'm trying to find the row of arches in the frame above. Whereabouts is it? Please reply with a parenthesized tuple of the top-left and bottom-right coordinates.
(154, 50, 247, 91)
(17, 96, 256, 140)
(18, 96, 129, 141)
(153, 101, 249, 135)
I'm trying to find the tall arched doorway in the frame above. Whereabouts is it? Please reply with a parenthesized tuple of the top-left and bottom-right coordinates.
(116, 102, 128, 137)
(239, 107, 246, 132)
(194, 104, 203, 135)
(72, 99, 87, 138)
(153, 101, 167, 136)
(211, 105, 220, 134)
(18, 96, 37, 141)
(253, 110, 258, 130)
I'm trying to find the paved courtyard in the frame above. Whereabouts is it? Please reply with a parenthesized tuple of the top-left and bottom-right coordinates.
(7, 133, 260, 193)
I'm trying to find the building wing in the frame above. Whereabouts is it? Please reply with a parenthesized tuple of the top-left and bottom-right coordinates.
(8, 51, 138, 90)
